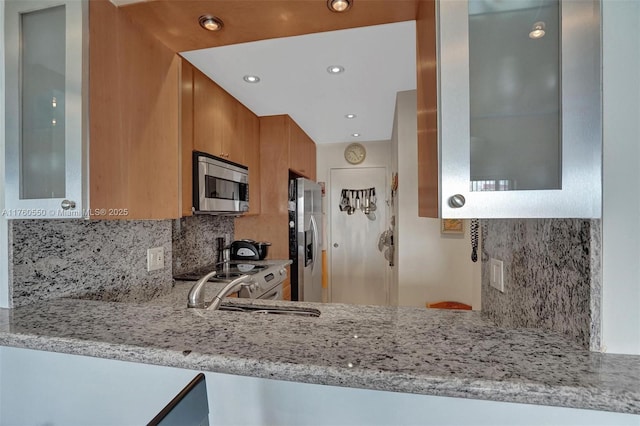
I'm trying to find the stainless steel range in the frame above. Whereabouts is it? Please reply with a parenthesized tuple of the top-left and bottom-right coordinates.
(175, 260, 291, 308)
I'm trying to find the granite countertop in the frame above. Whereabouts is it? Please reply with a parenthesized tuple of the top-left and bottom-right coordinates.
(0, 285, 638, 415)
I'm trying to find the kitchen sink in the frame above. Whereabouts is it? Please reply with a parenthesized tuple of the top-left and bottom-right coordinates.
(218, 303, 321, 317)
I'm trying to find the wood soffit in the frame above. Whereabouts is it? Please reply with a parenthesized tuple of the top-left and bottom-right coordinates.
(119, 0, 421, 53)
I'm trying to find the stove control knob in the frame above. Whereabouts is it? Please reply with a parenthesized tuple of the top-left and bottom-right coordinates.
(279, 268, 286, 276)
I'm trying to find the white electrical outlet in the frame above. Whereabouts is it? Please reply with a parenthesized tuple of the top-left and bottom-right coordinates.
(489, 258, 504, 292)
(147, 247, 164, 272)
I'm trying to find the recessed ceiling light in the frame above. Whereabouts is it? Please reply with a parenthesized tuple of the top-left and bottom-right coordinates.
(199, 15, 224, 32)
(529, 21, 546, 39)
(345, 114, 357, 119)
(327, 65, 345, 74)
(352, 133, 360, 137)
(243, 75, 261, 83)
(327, 0, 352, 13)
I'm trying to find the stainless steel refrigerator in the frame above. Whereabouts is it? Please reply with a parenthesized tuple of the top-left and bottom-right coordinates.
(288, 177, 322, 302)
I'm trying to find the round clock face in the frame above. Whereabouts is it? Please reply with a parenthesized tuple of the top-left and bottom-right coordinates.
(344, 143, 366, 165)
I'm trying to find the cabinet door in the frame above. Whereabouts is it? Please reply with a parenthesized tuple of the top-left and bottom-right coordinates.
(4, 0, 88, 219)
(305, 137, 317, 181)
(193, 70, 223, 158)
(223, 93, 243, 164)
(193, 70, 245, 164)
(288, 118, 304, 175)
(239, 105, 261, 215)
(438, 0, 601, 218)
(288, 117, 314, 179)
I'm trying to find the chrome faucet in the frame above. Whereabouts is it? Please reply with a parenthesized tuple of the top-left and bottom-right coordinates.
(187, 271, 254, 309)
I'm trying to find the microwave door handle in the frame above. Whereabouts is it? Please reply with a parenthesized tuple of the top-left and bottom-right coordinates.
(310, 215, 319, 272)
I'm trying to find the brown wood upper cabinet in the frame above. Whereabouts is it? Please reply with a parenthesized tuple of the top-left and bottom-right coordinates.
(193, 68, 245, 164)
(288, 119, 317, 181)
(239, 101, 261, 216)
(89, 0, 182, 220)
(416, 0, 439, 218)
(183, 63, 261, 216)
(236, 114, 315, 244)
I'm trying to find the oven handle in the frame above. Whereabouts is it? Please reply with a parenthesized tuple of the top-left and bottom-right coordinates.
(256, 283, 283, 300)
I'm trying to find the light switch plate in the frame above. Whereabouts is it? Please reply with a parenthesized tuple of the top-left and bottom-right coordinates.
(489, 258, 504, 292)
(147, 247, 164, 272)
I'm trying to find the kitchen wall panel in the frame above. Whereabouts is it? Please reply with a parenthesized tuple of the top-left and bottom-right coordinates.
(481, 219, 601, 350)
(9, 219, 173, 307)
(171, 215, 234, 276)
(8, 215, 236, 307)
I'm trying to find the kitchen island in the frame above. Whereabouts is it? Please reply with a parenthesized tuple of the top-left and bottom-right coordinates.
(0, 284, 638, 422)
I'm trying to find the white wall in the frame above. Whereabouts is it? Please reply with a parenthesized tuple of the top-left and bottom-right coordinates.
(2, 347, 638, 426)
(0, 347, 198, 425)
(316, 141, 391, 182)
(392, 90, 481, 309)
(316, 140, 393, 185)
(601, 0, 640, 355)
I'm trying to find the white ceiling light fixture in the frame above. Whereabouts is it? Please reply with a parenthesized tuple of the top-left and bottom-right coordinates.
(327, 0, 352, 13)
(327, 65, 345, 74)
(345, 114, 357, 119)
(243, 75, 261, 83)
(529, 21, 546, 39)
(199, 15, 224, 32)
(351, 133, 361, 137)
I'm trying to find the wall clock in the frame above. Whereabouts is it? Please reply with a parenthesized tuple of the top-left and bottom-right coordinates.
(344, 143, 366, 165)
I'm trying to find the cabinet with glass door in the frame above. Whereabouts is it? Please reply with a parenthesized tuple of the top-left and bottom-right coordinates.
(435, 0, 601, 218)
(4, 0, 88, 219)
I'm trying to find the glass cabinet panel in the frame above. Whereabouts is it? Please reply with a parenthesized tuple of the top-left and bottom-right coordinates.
(21, 5, 66, 199)
(4, 0, 87, 218)
(438, 0, 601, 218)
(469, 0, 561, 192)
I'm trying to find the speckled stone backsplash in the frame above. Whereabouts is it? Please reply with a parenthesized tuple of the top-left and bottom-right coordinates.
(9, 219, 173, 307)
(481, 219, 601, 350)
(171, 215, 234, 276)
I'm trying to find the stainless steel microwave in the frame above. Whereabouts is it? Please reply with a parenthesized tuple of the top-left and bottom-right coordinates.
(193, 151, 249, 215)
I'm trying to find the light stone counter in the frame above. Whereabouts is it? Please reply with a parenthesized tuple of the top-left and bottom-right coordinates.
(0, 286, 638, 415)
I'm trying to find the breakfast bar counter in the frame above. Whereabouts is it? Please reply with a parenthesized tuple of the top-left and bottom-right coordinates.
(0, 287, 638, 416)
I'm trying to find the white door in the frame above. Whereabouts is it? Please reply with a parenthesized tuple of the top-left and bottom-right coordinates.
(329, 167, 389, 305)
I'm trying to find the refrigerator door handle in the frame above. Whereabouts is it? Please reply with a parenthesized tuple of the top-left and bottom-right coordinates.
(310, 215, 319, 272)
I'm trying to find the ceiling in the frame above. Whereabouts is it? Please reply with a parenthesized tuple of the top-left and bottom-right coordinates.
(118, 0, 419, 52)
(181, 21, 417, 144)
